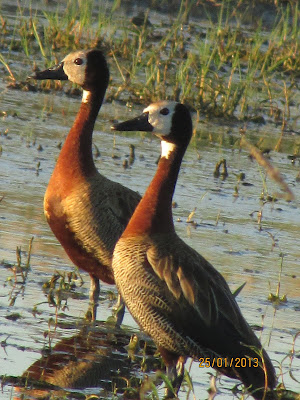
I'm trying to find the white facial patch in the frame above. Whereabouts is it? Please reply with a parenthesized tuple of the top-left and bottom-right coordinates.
(62, 50, 87, 87)
(143, 101, 178, 135)
(161, 140, 176, 159)
(82, 89, 91, 104)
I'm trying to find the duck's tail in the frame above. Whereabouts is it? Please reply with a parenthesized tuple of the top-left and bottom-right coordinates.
(231, 345, 277, 400)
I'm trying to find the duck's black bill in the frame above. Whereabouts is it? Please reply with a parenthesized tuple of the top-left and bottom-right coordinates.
(29, 62, 68, 81)
(111, 112, 153, 132)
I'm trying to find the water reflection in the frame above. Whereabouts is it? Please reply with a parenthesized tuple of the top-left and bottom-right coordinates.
(1, 98, 300, 398)
(13, 322, 158, 399)
(1, 91, 300, 398)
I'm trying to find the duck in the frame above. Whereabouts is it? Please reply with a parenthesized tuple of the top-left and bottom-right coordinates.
(30, 49, 141, 324)
(111, 100, 277, 399)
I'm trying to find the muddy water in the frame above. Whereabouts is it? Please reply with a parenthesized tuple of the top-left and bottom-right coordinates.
(1, 76, 299, 399)
(1, 3, 300, 400)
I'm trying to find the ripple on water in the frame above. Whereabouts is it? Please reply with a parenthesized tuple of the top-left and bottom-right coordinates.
(1, 50, 299, 400)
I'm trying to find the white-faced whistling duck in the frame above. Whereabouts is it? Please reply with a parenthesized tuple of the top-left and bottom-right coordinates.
(111, 101, 277, 399)
(30, 49, 141, 324)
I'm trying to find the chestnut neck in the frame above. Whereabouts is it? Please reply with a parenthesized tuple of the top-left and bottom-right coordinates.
(56, 89, 105, 178)
(123, 143, 187, 237)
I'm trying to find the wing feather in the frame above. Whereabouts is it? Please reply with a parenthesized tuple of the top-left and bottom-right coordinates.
(177, 266, 195, 305)
(146, 237, 245, 330)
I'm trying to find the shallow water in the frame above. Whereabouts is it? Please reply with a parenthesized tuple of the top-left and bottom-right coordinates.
(1, 1, 300, 399)
(1, 80, 300, 398)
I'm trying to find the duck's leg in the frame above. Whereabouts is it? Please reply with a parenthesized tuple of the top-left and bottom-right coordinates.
(165, 364, 179, 399)
(87, 275, 100, 321)
(175, 357, 185, 392)
(164, 358, 185, 398)
(112, 293, 125, 327)
(159, 348, 185, 399)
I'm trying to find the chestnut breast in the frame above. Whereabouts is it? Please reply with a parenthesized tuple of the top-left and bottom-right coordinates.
(44, 169, 140, 284)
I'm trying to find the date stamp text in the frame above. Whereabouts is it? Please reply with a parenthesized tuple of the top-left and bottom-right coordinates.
(199, 357, 259, 368)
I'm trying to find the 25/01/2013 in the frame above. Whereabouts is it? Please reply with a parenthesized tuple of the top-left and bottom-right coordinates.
(199, 357, 260, 368)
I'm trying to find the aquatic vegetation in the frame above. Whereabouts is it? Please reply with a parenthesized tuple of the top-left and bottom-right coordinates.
(4, 237, 33, 306)
(0, 0, 299, 131)
(0, 0, 299, 159)
(268, 253, 288, 306)
(39, 270, 84, 318)
(0, 53, 15, 81)
(213, 158, 228, 179)
(241, 135, 294, 201)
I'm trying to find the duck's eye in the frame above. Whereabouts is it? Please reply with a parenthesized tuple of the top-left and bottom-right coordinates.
(160, 108, 169, 116)
(74, 58, 83, 65)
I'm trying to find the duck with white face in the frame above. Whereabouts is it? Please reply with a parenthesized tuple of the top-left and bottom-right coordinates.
(111, 101, 277, 399)
(30, 49, 141, 324)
